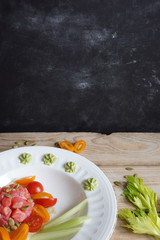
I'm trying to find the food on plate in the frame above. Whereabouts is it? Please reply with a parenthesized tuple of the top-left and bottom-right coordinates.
(32, 192, 53, 199)
(32, 198, 90, 240)
(0, 226, 11, 240)
(118, 175, 160, 238)
(26, 181, 44, 195)
(24, 213, 43, 232)
(31, 204, 50, 223)
(64, 161, 77, 173)
(42, 153, 57, 166)
(19, 153, 32, 165)
(41, 198, 88, 230)
(0, 176, 57, 239)
(16, 176, 36, 185)
(0, 183, 34, 227)
(83, 178, 98, 191)
(34, 198, 57, 208)
(11, 223, 29, 240)
(0, 176, 89, 240)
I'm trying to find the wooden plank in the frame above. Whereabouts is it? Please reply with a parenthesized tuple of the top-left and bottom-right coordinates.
(0, 132, 160, 166)
(0, 133, 160, 239)
(101, 166, 160, 240)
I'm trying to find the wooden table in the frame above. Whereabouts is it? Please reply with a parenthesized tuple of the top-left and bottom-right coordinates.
(0, 132, 159, 240)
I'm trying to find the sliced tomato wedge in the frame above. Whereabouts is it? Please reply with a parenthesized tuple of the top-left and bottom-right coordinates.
(0, 226, 11, 240)
(23, 214, 43, 232)
(16, 176, 36, 185)
(34, 198, 57, 208)
(32, 192, 53, 199)
(74, 140, 86, 153)
(11, 223, 29, 240)
(59, 141, 74, 151)
(32, 204, 50, 223)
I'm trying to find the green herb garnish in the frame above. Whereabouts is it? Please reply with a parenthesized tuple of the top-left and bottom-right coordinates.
(21, 206, 29, 210)
(6, 187, 13, 192)
(5, 193, 12, 198)
(14, 184, 19, 190)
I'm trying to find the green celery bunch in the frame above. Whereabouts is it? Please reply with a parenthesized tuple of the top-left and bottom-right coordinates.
(31, 199, 90, 240)
(118, 175, 160, 238)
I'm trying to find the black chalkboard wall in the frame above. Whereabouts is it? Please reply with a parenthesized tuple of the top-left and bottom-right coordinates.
(1, 0, 160, 133)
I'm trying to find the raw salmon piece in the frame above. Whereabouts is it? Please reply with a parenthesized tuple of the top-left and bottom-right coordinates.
(0, 206, 12, 216)
(12, 197, 24, 209)
(12, 209, 27, 222)
(2, 197, 11, 207)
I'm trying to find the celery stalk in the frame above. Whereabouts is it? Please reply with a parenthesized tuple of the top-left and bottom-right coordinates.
(42, 198, 88, 230)
(119, 175, 160, 238)
(39, 216, 90, 233)
(30, 227, 81, 240)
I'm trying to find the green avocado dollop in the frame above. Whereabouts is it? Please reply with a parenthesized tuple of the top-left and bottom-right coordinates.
(65, 161, 77, 173)
(43, 153, 57, 166)
(19, 153, 32, 164)
(83, 178, 98, 191)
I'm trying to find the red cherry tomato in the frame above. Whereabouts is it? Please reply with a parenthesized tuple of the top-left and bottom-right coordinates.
(34, 198, 57, 208)
(23, 213, 43, 232)
(26, 181, 44, 195)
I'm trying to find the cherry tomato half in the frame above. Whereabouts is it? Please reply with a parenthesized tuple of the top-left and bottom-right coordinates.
(34, 198, 57, 208)
(16, 176, 36, 185)
(32, 192, 53, 199)
(26, 181, 44, 195)
(11, 223, 29, 240)
(23, 214, 43, 232)
(33, 204, 50, 223)
(59, 141, 74, 151)
(74, 140, 86, 153)
(0, 226, 11, 240)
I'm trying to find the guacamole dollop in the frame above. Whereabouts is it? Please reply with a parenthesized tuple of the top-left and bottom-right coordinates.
(43, 153, 57, 166)
(83, 178, 98, 191)
(65, 161, 77, 173)
(19, 153, 32, 164)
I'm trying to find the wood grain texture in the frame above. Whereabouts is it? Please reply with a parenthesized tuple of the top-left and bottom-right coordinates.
(0, 132, 160, 240)
(0, 132, 160, 165)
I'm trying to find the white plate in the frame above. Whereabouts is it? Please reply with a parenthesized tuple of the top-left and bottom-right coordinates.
(0, 146, 117, 240)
